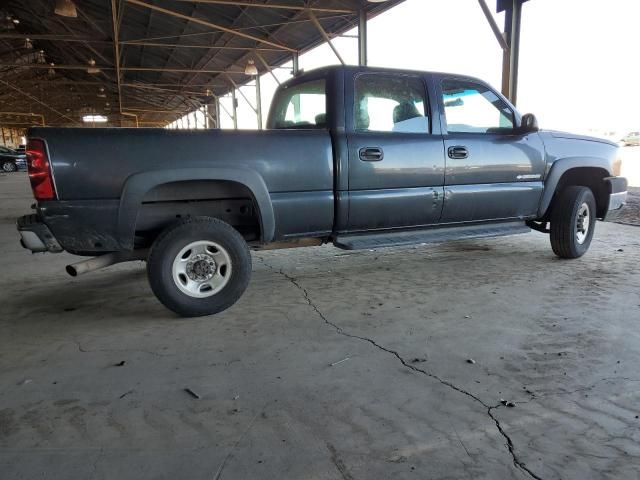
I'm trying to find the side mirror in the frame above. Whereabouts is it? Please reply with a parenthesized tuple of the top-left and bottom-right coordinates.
(519, 113, 539, 133)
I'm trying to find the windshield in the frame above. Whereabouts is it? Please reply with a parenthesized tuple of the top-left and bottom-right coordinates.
(267, 79, 327, 130)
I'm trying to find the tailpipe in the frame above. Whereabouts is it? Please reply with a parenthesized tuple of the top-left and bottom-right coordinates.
(66, 249, 148, 277)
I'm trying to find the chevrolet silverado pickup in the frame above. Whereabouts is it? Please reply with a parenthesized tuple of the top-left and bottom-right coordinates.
(17, 66, 628, 317)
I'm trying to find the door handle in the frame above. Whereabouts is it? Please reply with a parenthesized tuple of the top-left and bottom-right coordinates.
(448, 146, 469, 159)
(359, 147, 384, 162)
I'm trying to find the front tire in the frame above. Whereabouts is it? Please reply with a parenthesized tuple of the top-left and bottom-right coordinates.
(147, 217, 252, 317)
(549, 186, 596, 259)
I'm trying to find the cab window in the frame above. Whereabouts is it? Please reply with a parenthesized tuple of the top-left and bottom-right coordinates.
(268, 79, 327, 129)
(442, 79, 514, 134)
(355, 74, 429, 134)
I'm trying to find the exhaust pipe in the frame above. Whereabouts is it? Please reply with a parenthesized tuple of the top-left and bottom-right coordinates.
(66, 249, 148, 277)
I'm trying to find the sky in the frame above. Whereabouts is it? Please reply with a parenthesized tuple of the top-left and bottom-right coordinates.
(175, 0, 639, 136)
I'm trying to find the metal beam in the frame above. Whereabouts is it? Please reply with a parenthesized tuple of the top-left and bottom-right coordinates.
(0, 33, 111, 44)
(0, 112, 45, 126)
(0, 63, 114, 71)
(111, 0, 124, 126)
(255, 51, 280, 85)
(225, 75, 257, 114)
(121, 41, 281, 51)
(308, 11, 345, 65)
(0, 79, 79, 125)
(122, 66, 245, 74)
(125, 0, 296, 52)
(476, 0, 509, 51)
(171, 0, 355, 14)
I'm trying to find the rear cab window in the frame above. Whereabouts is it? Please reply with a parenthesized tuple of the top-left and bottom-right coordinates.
(354, 73, 430, 134)
(267, 79, 327, 129)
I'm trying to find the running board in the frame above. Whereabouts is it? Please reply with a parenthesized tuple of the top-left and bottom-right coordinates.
(333, 222, 530, 251)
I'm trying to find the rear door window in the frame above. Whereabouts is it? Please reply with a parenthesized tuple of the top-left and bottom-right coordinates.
(354, 74, 430, 134)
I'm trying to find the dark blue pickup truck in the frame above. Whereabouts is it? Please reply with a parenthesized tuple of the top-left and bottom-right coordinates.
(17, 66, 627, 317)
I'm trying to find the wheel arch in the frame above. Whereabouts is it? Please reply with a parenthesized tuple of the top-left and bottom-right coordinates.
(538, 158, 613, 219)
(117, 168, 275, 250)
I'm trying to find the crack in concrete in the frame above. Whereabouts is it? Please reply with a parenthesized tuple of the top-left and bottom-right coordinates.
(263, 259, 544, 480)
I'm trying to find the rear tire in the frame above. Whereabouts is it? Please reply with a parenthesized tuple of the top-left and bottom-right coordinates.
(147, 217, 252, 317)
(2, 161, 17, 172)
(549, 186, 596, 259)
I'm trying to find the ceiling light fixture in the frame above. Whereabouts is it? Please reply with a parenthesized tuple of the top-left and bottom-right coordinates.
(244, 59, 258, 76)
(82, 114, 108, 123)
(86, 58, 100, 74)
(55, 0, 78, 18)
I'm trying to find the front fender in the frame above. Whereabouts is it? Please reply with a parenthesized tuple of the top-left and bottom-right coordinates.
(117, 167, 275, 250)
(537, 157, 613, 218)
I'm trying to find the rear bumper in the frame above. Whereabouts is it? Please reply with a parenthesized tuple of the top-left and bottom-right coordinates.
(602, 176, 628, 222)
(17, 214, 63, 253)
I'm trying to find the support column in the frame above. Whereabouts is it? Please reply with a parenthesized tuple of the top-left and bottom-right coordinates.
(255, 76, 263, 130)
(292, 51, 299, 75)
(501, 6, 512, 100)
(358, 9, 367, 66)
(508, 0, 522, 105)
(231, 89, 238, 129)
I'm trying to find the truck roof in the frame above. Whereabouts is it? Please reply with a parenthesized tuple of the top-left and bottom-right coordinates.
(289, 64, 487, 85)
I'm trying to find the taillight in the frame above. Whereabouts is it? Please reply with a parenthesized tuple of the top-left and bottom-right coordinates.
(26, 138, 56, 201)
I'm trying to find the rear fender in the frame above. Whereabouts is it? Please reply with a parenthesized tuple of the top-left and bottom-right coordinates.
(118, 168, 275, 250)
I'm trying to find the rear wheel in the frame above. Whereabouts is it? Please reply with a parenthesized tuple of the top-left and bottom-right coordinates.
(147, 217, 252, 317)
(549, 186, 596, 259)
(2, 160, 17, 172)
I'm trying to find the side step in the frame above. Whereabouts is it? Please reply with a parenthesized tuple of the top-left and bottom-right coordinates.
(333, 221, 530, 251)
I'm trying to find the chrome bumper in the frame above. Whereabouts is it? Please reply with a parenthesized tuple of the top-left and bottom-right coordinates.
(602, 176, 628, 222)
(17, 214, 63, 253)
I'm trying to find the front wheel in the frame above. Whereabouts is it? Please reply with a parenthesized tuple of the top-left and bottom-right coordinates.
(147, 217, 252, 317)
(549, 186, 596, 259)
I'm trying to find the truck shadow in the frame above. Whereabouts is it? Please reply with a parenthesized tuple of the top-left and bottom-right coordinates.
(5, 267, 176, 325)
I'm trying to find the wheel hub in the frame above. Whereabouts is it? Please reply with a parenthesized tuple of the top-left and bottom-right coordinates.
(186, 254, 216, 281)
(576, 202, 590, 244)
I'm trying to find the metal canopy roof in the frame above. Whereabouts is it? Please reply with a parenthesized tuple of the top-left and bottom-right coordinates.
(0, 0, 405, 128)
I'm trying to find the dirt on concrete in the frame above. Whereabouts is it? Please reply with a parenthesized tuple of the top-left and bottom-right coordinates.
(1, 173, 640, 480)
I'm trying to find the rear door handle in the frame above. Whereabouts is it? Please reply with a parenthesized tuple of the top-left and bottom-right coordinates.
(359, 147, 384, 162)
(448, 146, 469, 159)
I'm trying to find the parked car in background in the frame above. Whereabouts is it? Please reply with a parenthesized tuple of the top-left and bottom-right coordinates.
(0, 145, 27, 172)
(621, 131, 640, 146)
(15, 144, 26, 153)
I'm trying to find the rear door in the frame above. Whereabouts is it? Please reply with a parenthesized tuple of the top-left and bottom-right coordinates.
(436, 76, 546, 223)
(345, 71, 445, 231)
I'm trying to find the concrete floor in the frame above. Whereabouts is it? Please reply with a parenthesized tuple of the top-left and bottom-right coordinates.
(1, 172, 639, 480)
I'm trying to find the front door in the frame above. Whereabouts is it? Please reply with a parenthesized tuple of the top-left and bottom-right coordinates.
(437, 77, 546, 223)
(346, 72, 445, 231)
